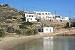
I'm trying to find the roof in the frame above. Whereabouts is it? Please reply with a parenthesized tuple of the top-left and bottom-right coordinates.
(40, 27, 53, 29)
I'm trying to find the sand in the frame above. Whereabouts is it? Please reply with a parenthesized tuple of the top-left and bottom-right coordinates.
(0, 34, 48, 50)
(0, 28, 75, 50)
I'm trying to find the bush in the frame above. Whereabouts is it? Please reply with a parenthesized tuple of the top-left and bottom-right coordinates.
(26, 29, 33, 36)
(33, 29, 38, 35)
(6, 16, 12, 19)
(15, 30, 21, 37)
(0, 17, 5, 22)
(26, 29, 38, 36)
(22, 22, 33, 25)
(0, 29, 5, 37)
(19, 25, 27, 29)
(19, 22, 33, 29)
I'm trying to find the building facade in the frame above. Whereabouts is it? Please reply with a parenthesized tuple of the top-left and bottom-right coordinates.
(25, 14, 37, 22)
(39, 27, 53, 33)
(25, 11, 69, 22)
(34, 11, 54, 21)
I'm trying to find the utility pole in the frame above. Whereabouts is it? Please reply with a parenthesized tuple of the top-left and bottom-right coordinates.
(55, 10, 56, 16)
(33, 7, 34, 12)
(54, 10, 56, 19)
(69, 11, 71, 17)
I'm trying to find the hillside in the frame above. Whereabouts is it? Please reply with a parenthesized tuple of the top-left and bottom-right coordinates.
(0, 4, 26, 18)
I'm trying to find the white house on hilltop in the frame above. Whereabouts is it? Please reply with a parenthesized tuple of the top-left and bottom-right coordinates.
(34, 11, 54, 21)
(25, 14, 37, 22)
(61, 17, 69, 21)
(24, 11, 69, 22)
(55, 15, 69, 22)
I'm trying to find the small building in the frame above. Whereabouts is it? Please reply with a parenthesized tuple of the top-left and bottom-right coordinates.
(39, 27, 53, 33)
(61, 17, 69, 21)
(25, 14, 37, 22)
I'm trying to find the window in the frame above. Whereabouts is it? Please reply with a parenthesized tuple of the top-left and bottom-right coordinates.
(37, 13, 41, 15)
(29, 15, 31, 17)
(37, 13, 39, 15)
(32, 15, 33, 17)
(26, 15, 28, 17)
(50, 29, 51, 32)
(39, 13, 41, 15)
(45, 13, 47, 15)
(48, 13, 50, 15)
(42, 13, 44, 15)
(31, 18, 32, 20)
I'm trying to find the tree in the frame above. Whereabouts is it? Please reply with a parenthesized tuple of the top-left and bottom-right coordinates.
(0, 28, 5, 37)
(26, 29, 33, 36)
(33, 29, 38, 35)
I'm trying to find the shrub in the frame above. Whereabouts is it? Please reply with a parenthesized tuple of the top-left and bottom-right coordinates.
(6, 16, 12, 19)
(19, 25, 27, 29)
(26, 29, 38, 36)
(33, 29, 38, 35)
(0, 29, 5, 37)
(22, 22, 33, 25)
(26, 29, 33, 36)
(19, 22, 33, 29)
(15, 30, 21, 37)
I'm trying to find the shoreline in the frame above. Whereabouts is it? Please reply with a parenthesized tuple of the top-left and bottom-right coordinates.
(0, 29, 75, 50)
(0, 33, 50, 50)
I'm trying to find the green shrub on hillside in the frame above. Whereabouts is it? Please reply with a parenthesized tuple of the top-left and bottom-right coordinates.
(6, 16, 12, 19)
(0, 29, 5, 37)
(19, 22, 33, 29)
(26, 29, 38, 36)
(22, 22, 33, 25)
(15, 29, 21, 37)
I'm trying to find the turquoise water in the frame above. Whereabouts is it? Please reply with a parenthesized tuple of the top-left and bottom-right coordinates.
(11, 36, 75, 50)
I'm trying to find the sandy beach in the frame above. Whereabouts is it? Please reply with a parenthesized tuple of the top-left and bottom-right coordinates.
(0, 28, 75, 50)
(0, 33, 49, 50)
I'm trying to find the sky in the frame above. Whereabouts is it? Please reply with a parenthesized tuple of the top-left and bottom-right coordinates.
(0, 0, 75, 18)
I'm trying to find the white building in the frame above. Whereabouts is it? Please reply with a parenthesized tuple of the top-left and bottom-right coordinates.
(55, 15, 61, 20)
(61, 17, 69, 21)
(34, 11, 54, 21)
(25, 14, 37, 22)
(25, 11, 69, 22)
(55, 15, 69, 21)
(39, 27, 53, 33)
